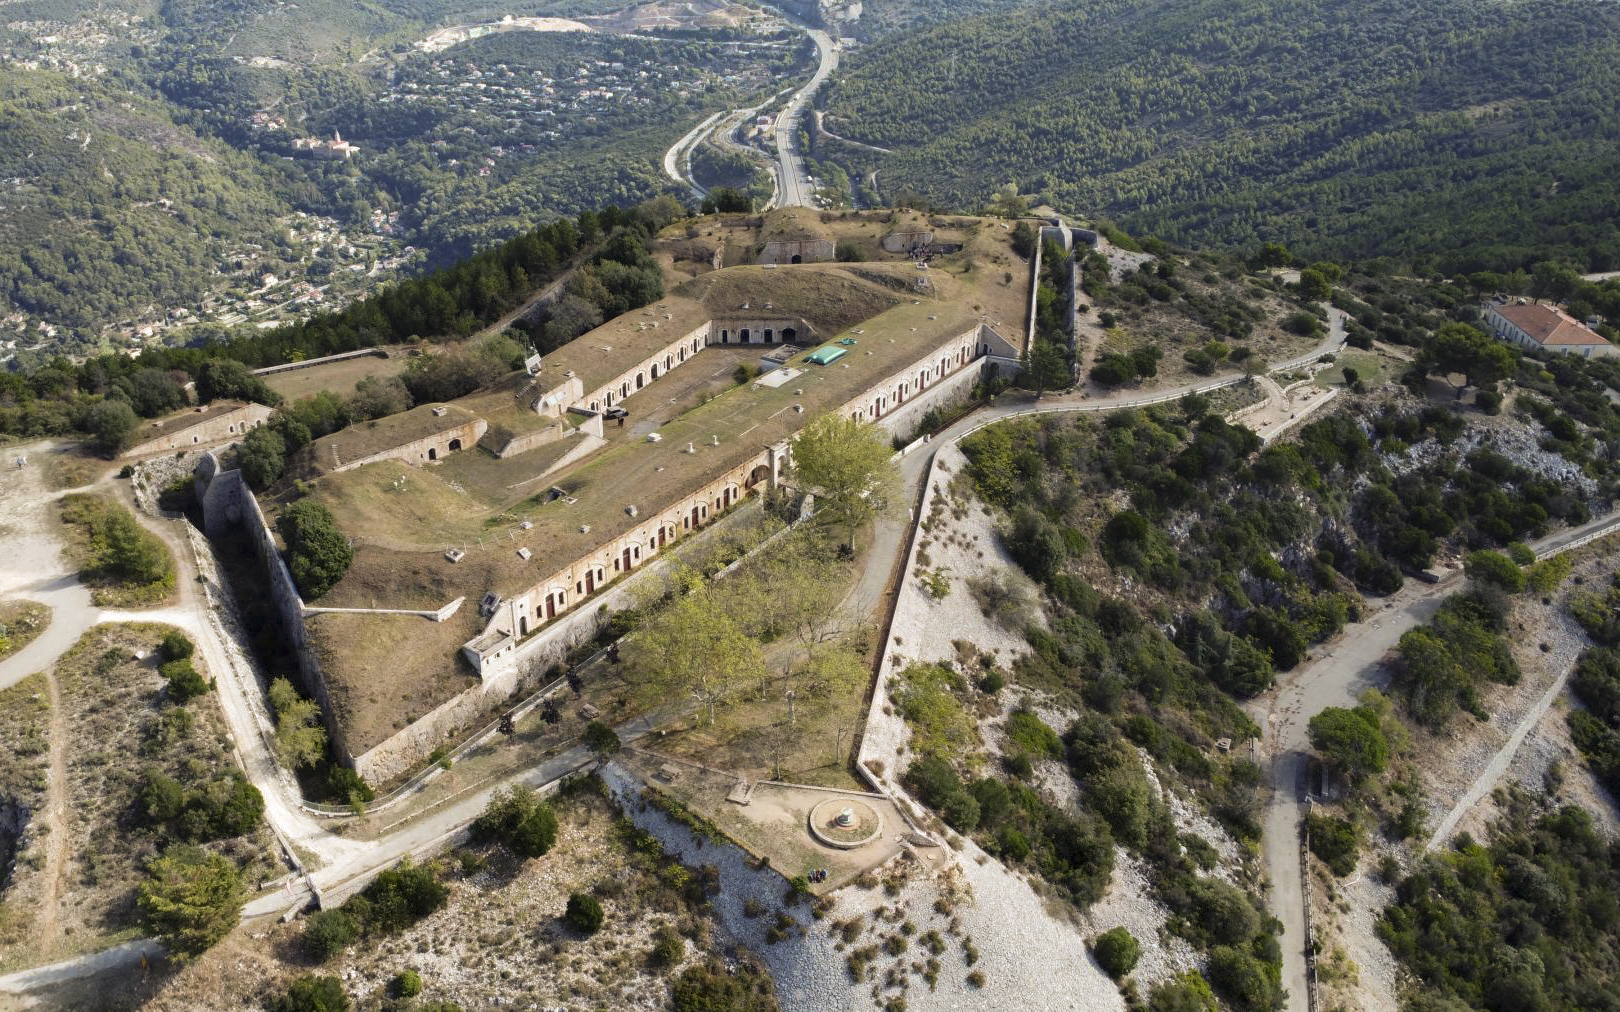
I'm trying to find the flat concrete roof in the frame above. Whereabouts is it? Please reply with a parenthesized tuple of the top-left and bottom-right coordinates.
(536, 295, 712, 394)
(136, 401, 256, 441)
(307, 403, 482, 473)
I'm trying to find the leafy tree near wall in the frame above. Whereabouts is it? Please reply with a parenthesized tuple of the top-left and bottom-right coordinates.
(83, 398, 140, 456)
(623, 575, 765, 724)
(269, 677, 328, 770)
(276, 499, 354, 600)
(788, 412, 899, 549)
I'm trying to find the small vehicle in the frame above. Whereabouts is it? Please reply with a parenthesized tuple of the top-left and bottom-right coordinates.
(604, 407, 629, 420)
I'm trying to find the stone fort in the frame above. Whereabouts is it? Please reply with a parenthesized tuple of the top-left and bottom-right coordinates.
(197, 250, 1026, 783)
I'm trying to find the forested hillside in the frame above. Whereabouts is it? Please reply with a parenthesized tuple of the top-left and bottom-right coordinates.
(0, 71, 295, 333)
(821, 0, 1620, 272)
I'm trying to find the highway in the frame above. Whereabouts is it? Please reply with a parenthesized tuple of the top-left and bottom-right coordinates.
(769, 27, 837, 209)
(659, 21, 839, 210)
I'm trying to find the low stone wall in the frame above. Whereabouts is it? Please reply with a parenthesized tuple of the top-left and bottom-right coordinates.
(491, 423, 564, 459)
(251, 348, 388, 377)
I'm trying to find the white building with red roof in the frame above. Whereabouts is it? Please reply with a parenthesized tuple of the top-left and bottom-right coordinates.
(1482, 301, 1615, 358)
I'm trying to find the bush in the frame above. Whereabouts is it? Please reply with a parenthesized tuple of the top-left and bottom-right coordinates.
(650, 925, 684, 968)
(327, 766, 375, 805)
(940, 792, 981, 833)
(1306, 814, 1360, 876)
(350, 860, 448, 935)
(1307, 706, 1389, 781)
(276, 500, 354, 601)
(1465, 549, 1526, 593)
(160, 658, 210, 703)
(1093, 926, 1141, 978)
(137, 844, 244, 958)
(275, 974, 349, 1012)
(302, 909, 359, 962)
(160, 631, 195, 662)
(1207, 945, 1279, 1011)
(583, 720, 622, 754)
(565, 892, 605, 933)
(393, 969, 423, 998)
(470, 785, 559, 858)
(671, 958, 776, 1012)
(1006, 710, 1063, 760)
(978, 670, 1005, 694)
(996, 826, 1031, 861)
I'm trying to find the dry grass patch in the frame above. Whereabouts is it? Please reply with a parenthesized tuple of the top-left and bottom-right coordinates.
(261, 350, 409, 402)
(3, 624, 279, 973)
(0, 600, 50, 660)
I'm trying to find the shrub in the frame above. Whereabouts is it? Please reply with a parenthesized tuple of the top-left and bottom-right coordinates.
(566, 892, 605, 933)
(160, 658, 210, 703)
(327, 766, 375, 805)
(650, 925, 685, 968)
(1307, 706, 1389, 781)
(350, 860, 447, 935)
(137, 844, 244, 958)
(1306, 814, 1360, 876)
(978, 670, 1005, 694)
(583, 720, 622, 754)
(1093, 926, 1141, 979)
(303, 909, 359, 962)
(470, 785, 559, 858)
(671, 959, 776, 1012)
(940, 792, 981, 833)
(1006, 710, 1063, 760)
(276, 500, 354, 601)
(996, 826, 1031, 861)
(393, 969, 423, 998)
(160, 631, 195, 661)
(275, 974, 350, 1012)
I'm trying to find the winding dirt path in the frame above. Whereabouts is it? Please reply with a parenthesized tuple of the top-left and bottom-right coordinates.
(38, 667, 67, 949)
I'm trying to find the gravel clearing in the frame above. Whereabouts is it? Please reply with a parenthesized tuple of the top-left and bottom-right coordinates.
(606, 760, 1123, 1011)
(1311, 863, 1398, 1012)
(1078, 849, 1200, 990)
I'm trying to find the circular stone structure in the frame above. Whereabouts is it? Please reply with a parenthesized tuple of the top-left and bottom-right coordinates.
(808, 798, 882, 849)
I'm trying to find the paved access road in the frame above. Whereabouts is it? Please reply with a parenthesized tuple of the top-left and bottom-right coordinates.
(771, 28, 837, 209)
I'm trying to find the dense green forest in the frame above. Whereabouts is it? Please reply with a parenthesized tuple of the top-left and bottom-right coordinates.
(821, 0, 1620, 272)
(0, 4, 804, 357)
(1380, 788, 1620, 1012)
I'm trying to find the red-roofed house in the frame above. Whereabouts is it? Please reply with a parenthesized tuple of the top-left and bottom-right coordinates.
(1482, 301, 1615, 358)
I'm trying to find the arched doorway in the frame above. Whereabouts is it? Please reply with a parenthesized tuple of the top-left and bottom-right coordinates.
(764, 329, 774, 342)
(428, 447, 437, 461)
(448, 438, 462, 451)
(636, 372, 645, 389)
(651, 363, 659, 380)
(791, 254, 802, 264)
(741, 328, 751, 344)
(745, 464, 771, 489)
(782, 328, 796, 341)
